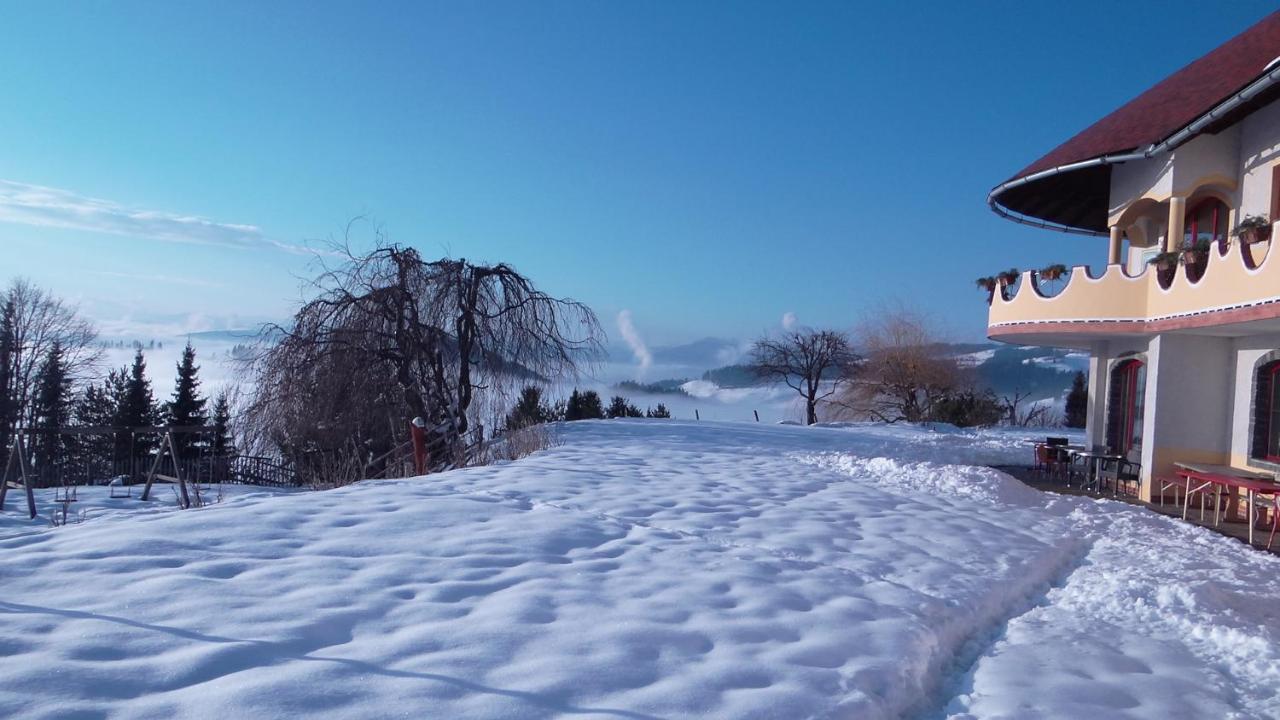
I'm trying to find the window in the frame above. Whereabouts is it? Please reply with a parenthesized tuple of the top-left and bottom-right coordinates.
(1251, 359, 1280, 462)
(1184, 197, 1229, 249)
(1107, 359, 1146, 455)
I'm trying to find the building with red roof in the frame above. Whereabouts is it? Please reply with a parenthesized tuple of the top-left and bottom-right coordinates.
(986, 10, 1280, 507)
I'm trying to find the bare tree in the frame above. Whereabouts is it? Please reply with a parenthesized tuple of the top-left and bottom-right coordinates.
(0, 279, 100, 451)
(244, 240, 603, 481)
(749, 328, 859, 425)
(836, 307, 963, 423)
(1001, 389, 1056, 427)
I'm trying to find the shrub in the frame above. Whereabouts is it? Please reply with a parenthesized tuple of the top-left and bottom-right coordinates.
(646, 404, 671, 418)
(930, 389, 1003, 428)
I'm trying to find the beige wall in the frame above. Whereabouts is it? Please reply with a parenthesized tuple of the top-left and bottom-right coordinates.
(989, 238, 1279, 332)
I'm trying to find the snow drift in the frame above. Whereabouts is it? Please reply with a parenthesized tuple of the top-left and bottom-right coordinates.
(0, 420, 1276, 719)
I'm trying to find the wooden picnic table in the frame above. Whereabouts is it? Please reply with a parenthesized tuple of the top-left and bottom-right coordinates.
(1173, 462, 1280, 546)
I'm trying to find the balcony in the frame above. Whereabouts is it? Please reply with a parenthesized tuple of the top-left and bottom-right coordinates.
(988, 239, 1280, 345)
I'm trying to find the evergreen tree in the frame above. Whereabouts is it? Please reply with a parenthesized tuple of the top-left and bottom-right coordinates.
(30, 343, 73, 470)
(1064, 371, 1089, 429)
(564, 389, 583, 421)
(73, 379, 119, 472)
(167, 343, 208, 458)
(506, 386, 549, 430)
(210, 390, 234, 457)
(605, 395, 643, 419)
(0, 298, 14, 455)
(115, 349, 160, 464)
(564, 389, 604, 421)
(646, 404, 671, 419)
(606, 395, 630, 419)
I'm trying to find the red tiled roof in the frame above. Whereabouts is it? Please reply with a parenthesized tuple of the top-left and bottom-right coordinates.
(992, 11, 1280, 232)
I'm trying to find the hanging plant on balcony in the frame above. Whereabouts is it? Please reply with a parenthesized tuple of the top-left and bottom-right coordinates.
(1179, 238, 1211, 265)
(1038, 264, 1068, 281)
(1147, 251, 1180, 271)
(1233, 214, 1272, 245)
(996, 268, 1021, 286)
(975, 276, 997, 292)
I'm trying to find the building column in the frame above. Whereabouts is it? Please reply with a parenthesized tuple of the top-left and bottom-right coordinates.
(1166, 196, 1186, 252)
(1108, 226, 1123, 265)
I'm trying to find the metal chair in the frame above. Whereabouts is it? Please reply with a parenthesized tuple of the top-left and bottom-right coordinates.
(1249, 491, 1279, 550)
(1099, 456, 1142, 497)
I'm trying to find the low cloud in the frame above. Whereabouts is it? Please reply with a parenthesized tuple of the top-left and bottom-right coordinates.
(616, 310, 653, 374)
(0, 179, 304, 252)
(781, 311, 798, 330)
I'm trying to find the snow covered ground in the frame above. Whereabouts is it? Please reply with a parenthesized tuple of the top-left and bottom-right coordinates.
(1, 420, 1278, 719)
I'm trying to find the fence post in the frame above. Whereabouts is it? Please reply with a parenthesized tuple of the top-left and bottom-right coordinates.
(754, 410, 759, 422)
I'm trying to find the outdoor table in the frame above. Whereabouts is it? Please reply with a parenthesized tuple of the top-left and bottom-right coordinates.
(1070, 449, 1124, 493)
(1173, 462, 1280, 545)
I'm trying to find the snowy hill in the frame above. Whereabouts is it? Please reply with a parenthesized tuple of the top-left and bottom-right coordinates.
(2, 421, 1276, 718)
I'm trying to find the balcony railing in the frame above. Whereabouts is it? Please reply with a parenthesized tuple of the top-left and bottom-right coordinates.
(988, 240, 1280, 338)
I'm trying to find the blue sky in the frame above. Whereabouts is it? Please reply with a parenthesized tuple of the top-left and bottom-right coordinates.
(1, 1, 1274, 345)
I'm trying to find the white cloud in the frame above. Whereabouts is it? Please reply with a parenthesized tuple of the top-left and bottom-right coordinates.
(616, 310, 652, 374)
(92, 270, 227, 289)
(781, 311, 798, 330)
(0, 179, 304, 252)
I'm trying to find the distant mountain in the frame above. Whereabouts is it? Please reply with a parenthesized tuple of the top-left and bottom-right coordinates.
(630, 343, 1087, 402)
(651, 338, 746, 366)
(185, 328, 278, 343)
(700, 365, 760, 388)
(968, 345, 1087, 401)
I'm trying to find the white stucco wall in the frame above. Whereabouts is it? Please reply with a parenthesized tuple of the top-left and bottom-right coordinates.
(1110, 157, 1173, 218)
(1228, 332, 1280, 468)
(1171, 129, 1241, 200)
(1088, 333, 1237, 498)
(1145, 334, 1234, 456)
(1238, 97, 1280, 219)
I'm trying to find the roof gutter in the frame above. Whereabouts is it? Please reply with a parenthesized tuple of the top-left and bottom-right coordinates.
(987, 62, 1280, 235)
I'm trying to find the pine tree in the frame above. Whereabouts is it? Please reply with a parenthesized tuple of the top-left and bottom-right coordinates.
(1064, 371, 1088, 429)
(167, 343, 207, 459)
(210, 390, 234, 457)
(606, 395, 630, 419)
(115, 349, 160, 464)
(564, 389, 583, 421)
(506, 386, 548, 430)
(30, 343, 72, 470)
(564, 389, 605, 421)
(646, 403, 671, 419)
(73, 379, 119, 473)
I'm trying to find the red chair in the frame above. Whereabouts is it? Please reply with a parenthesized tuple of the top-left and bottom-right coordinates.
(1034, 444, 1067, 483)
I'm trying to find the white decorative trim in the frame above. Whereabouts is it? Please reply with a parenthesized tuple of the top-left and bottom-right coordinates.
(990, 295, 1280, 329)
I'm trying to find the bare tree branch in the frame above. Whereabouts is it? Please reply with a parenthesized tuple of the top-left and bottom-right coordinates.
(242, 239, 604, 483)
(748, 328, 859, 425)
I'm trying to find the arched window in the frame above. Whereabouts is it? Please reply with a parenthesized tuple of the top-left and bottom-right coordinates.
(1106, 359, 1146, 455)
(1184, 197, 1229, 249)
(1251, 359, 1280, 461)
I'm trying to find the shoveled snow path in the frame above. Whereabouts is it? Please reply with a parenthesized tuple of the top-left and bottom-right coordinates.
(0, 420, 1277, 719)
